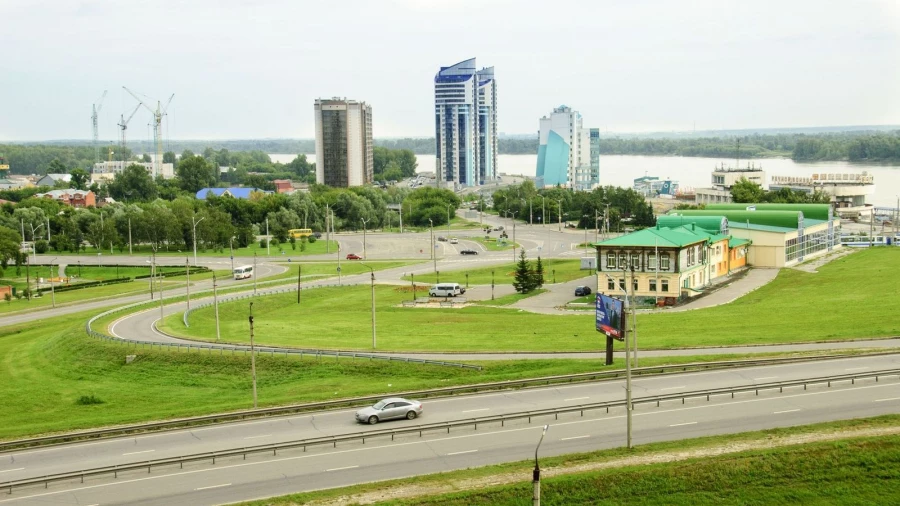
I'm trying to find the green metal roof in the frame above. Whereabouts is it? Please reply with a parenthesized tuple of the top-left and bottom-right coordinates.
(595, 225, 712, 248)
(705, 203, 832, 221)
(657, 215, 728, 234)
(729, 237, 751, 247)
(671, 210, 804, 229)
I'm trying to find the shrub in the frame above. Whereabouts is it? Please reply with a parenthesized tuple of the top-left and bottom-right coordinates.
(34, 240, 49, 254)
(308, 235, 317, 243)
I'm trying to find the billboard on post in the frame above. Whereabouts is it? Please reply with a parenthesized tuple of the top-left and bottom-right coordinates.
(596, 293, 624, 340)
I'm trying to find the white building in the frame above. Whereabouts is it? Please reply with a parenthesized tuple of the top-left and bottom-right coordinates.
(769, 172, 875, 219)
(694, 163, 767, 205)
(91, 161, 175, 180)
(535, 105, 598, 190)
(434, 58, 497, 189)
(314, 98, 374, 187)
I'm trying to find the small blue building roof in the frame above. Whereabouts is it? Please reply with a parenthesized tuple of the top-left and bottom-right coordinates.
(195, 187, 267, 200)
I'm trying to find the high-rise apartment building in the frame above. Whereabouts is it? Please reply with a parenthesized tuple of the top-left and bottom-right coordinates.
(434, 58, 497, 188)
(314, 98, 373, 187)
(535, 105, 599, 190)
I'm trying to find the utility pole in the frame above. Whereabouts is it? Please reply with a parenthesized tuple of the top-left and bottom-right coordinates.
(248, 302, 258, 409)
(624, 271, 632, 448)
(265, 218, 270, 256)
(631, 264, 638, 367)
(362, 218, 369, 259)
(185, 259, 190, 311)
(213, 273, 220, 342)
(25, 255, 30, 301)
(325, 204, 330, 254)
(191, 216, 204, 266)
(128, 218, 132, 255)
(297, 265, 302, 304)
(556, 199, 563, 232)
(253, 252, 257, 294)
(49, 257, 57, 308)
(512, 221, 517, 262)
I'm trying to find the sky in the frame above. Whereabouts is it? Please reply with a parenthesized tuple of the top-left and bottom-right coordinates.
(1, 0, 899, 141)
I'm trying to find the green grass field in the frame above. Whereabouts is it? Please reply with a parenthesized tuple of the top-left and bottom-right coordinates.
(399, 259, 591, 286)
(162, 248, 900, 351)
(243, 416, 900, 505)
(65, 238, 339, 259)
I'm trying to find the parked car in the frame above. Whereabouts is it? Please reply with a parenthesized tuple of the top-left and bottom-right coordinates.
(460, 249, 478, 255)
(429, 283, 462, 297)
(346, 253, 362, 260)
(574, 286, 592, 296)
(313, 232, 322, 239)
(449, 237, 459, 244)
(355, 397, 423, 425)
(437, 236, 448, 242)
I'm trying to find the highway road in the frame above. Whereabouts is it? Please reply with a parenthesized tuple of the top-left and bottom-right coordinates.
(2, 355, 898, 505)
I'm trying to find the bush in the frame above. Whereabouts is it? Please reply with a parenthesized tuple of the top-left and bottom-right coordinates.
(308, 235, 317, 243)
(75, 395, 104, 405)
(34, 240, 49, 254)
(259, 238, 268, 248)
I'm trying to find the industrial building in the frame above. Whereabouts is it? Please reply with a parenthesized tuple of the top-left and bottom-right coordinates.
(768, 172, 875, 219)
(314, 98, 374, 188)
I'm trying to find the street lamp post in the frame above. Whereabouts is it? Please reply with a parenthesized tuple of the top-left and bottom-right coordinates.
(532, 425, 550, 506)
(213, 273, 220, 342)
(361, 218, 369, 259)
(606, 273, 633, 448)
(229, 236, 236, 273)
(191, 216, 205, 266)
(556, 199, 563, 232)
(265, 218, 270, 256)
(48, 257, 57, 308)
(248, 302, 258, 409)
(541, 196, 545, 227)
(361, 263, 377, 349)
(429, 219, 436, 273)
(446, 203, 452, 239)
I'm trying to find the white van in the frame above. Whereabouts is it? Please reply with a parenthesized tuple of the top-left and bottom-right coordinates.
(429, 283, 462, 297)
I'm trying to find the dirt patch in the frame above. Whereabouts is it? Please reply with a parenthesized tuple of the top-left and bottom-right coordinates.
(790, 247, 857, 273)
(305, 425, 900, 506)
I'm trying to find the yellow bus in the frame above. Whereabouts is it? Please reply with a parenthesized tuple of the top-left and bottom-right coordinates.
(288, 228, 313, 239)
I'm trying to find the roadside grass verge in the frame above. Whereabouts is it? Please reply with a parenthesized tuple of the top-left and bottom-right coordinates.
(468, 236, 517, 251)
(0, 309, 854, 439)
(399, 259, 591, 286)
(239, 415, 900, 506)
(162, 249, 899, 351)
(59, 239, 339, 259)
(470, 289, 547, 306)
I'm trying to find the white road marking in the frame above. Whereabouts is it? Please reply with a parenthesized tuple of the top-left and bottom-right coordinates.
(845, 367, 869, 371)
(462, 408, 490, 413)
(5, 382, 898, 503)
(0, 468, 24, 473)
(754, 376, 778, 381)
(447, 450, 478, 455)
(875, 397, 900, 402)
(122, 450, 155, 456)
(243, 434, 272, 440)
(773, 409, 801, 414)
(561, 435, 590, 441)
(194, 483, 230, 491)
(326, 465, 359, 472)
(660, 386, 686, 391)
(564, 397, 590, 401)
(669, 422, 698, 427)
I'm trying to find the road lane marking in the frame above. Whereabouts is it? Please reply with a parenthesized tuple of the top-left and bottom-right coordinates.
(326, 465, 359, 472)
(122, 450, 155, 456)
(194, 483, 230, 490)
(875, 397, 900, 402)
(462, 408, 489, 413)
(564, 397, 590, 401)
(243, 434, 272, 439)
(773, 409, 801, 414)
(561, 435, 590, 441)
(447, 450, 478, 455)
(0, 468, 24, 473)
(845, 367, 869, 371)
(669, 422, 697, 427)
(754, 376, 778, 381)
(5, 382, 898, 504)
(660, 386, 686, 391)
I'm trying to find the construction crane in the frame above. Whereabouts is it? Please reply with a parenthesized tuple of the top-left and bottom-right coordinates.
(123, 87, 174, 179)
(91, 90, 108, 164)
(117, 103, 143, 162)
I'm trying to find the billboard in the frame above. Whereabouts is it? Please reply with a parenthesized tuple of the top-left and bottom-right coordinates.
(595, 293, 624, 340)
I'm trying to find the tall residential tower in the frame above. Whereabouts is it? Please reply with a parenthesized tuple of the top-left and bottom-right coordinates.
(535, 105, 599, 190)
(314, 98, 374, 187)
(434, 58, 497, 188)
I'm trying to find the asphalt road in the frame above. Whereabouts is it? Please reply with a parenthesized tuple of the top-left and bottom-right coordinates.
(2, 355, 898, 505)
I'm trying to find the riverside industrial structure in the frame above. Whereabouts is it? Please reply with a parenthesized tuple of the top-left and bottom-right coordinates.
(594, 203, 841, 304)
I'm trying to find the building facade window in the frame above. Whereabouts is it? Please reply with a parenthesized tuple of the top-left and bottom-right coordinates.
(619, 278, 626, 290)
(660, 253, 670, 270)
(661, 279, 669, 292)
(606, 252, 615, 269)
(618, 253, 627, 270)
(648, 253, 657, 270)
(608, 278, 615, 290)
(630, 252, 640, 270)
(649, 279, 657, 291)
(633, 277, 638, 291)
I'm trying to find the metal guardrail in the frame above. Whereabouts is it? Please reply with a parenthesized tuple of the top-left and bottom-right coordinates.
(4, 368, 898, 494)
(1, 353, 891, 453)
(86, 283, 481, 371)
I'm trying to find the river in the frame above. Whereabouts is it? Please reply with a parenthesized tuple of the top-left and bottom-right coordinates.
(269, 153, 900, 208)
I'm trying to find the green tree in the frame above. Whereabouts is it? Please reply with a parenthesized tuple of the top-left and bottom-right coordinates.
(108, 164, 158, 201)
(69, 168, 90, 190)
(0, 226, 21, 269)
(47, 158, 67, 174)
(513, 249, 537, 293)
(141, 153, 152, 163)
(175, 155, 215, 193)
(533, 257, 544, 288)
(162, 151, 176, 164)
(730, 177, 766, 203)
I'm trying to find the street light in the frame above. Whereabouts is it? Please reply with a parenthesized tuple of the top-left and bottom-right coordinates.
(556, 199, 563, 232)
(360, 263, 377, 349)
(191, 216, 205, 266)
(540, 196, 545, 227)
(606, 273, 632, 449)
(428, 219, 436, 273)
(533, 424, 550, 505)
(229, 236, 236, 273)
(361, 218, 369, 259)
(446, 203, 453, 239)
(48, 257, 57, 308)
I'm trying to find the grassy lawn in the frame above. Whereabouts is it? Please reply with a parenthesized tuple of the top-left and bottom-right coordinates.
(400, 259, 592, 286)
(64, 239, 340, 259)
(471, 289, 547, 306)
(469, 236, 517, 251)
(243, 416, 900, 505)
(162, 248, 900, 351)
(1, 308, 824, 439)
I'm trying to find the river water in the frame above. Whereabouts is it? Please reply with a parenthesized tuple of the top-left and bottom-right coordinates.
(269, 153, 899, 208)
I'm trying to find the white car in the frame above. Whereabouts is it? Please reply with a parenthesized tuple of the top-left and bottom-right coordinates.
(449, 237, 459, 244)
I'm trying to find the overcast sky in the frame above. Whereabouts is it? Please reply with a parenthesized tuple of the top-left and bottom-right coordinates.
(1, 0, 898, 141)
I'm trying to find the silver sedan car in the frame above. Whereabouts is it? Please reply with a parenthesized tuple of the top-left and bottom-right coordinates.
(355, 397, 423, 425)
